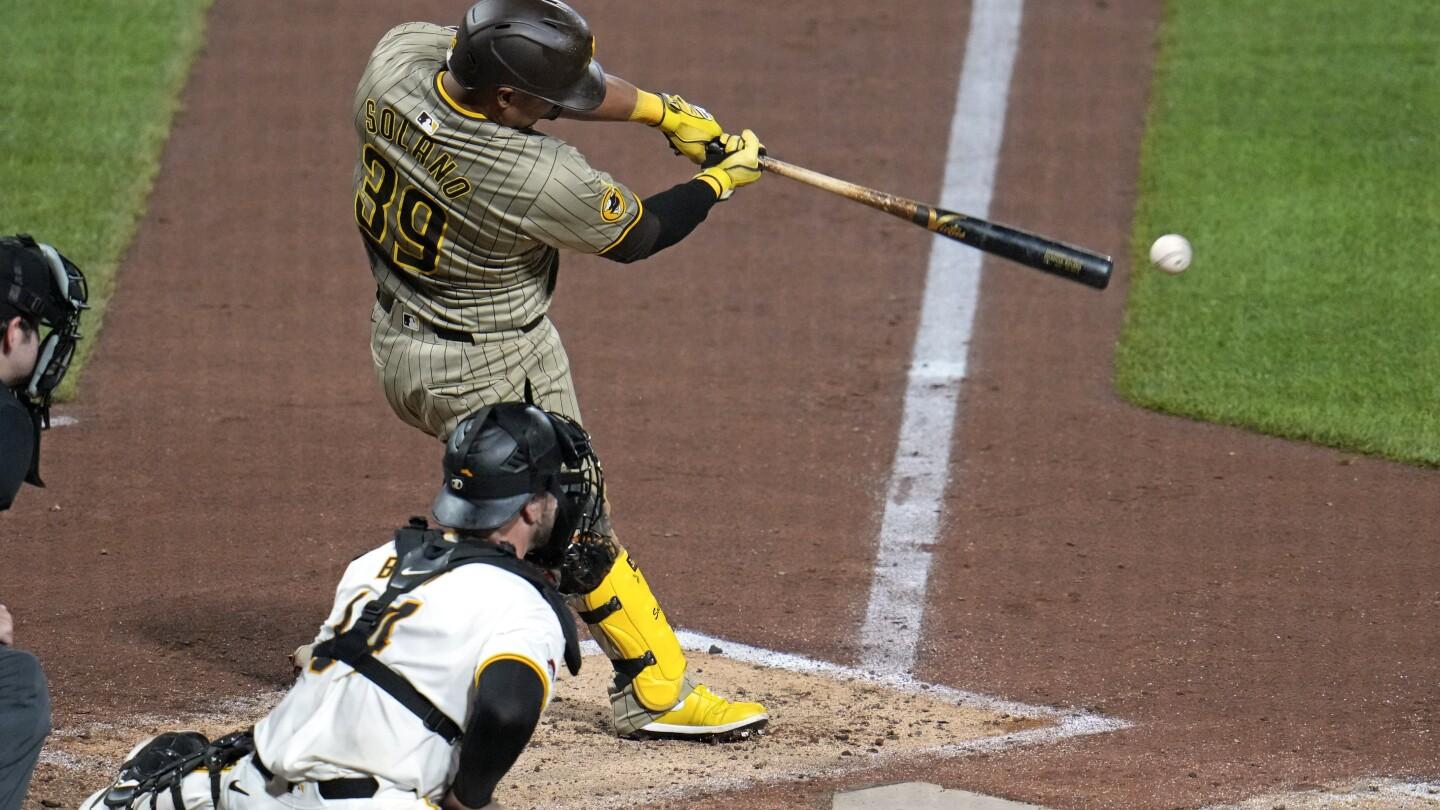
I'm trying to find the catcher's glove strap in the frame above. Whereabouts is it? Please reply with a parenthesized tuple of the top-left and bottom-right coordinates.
(376, 288, 543, 340)
(251, 755, 379, 800)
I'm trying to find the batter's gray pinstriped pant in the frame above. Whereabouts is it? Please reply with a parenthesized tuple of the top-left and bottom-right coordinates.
(370, 300, 583, 442)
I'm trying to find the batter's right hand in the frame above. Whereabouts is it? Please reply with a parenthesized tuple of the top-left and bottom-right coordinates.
(694, 129, 764, 201)
(655, 93, 724, 165)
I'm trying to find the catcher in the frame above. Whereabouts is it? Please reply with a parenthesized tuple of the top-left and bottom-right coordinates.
(354, 0, 767, 739)
(84, 403, 609, 809)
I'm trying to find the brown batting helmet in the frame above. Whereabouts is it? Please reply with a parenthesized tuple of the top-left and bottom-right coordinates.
(447, 0, 606, 111)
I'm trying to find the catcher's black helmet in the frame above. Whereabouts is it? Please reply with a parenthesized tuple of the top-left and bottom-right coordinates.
(432, 403, 604, 559)
(447, 0, 606, 111)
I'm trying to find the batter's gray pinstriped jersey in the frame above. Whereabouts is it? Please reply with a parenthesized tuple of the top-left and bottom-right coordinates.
(353, 23, 642, 334)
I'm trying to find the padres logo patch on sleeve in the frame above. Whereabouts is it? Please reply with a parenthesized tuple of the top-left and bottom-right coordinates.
(599, 186, 626, 223)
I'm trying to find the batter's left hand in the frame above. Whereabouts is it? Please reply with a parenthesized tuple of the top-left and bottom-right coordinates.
(654, 94, 724, 164)
(694, 129, 765, 200)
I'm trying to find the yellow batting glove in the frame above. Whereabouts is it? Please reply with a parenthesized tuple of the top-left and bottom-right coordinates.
(631, 91, 725, 164)
(693, 129, 764, 201)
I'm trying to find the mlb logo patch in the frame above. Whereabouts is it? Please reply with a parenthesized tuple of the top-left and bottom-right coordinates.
(402, 312, 419, 331)
(416, 110, 439, 135)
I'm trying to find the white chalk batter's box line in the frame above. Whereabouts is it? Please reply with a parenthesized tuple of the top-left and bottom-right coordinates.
(558, 629, 1132, 810)
(666, 629, 1130, 733)
(595, 629, 1130, 747)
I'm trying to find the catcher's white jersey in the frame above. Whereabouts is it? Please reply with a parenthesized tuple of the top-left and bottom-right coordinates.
(253, 537, 566, 801)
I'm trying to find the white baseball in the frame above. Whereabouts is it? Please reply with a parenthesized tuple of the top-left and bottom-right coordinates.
(1149, 233, 1192, 274)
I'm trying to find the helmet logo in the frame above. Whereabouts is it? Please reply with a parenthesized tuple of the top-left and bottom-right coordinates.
(450, 477, 464, 491)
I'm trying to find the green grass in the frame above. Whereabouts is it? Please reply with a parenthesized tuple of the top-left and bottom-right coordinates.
(1119, 0, 1440, 466)
(0, 0, 212, 399)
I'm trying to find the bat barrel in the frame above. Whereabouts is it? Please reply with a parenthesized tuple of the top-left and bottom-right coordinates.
(759, 152, 1113, 290)
(959, 219, 1113, 289)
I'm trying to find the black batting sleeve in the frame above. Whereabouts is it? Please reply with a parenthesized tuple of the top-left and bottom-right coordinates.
(598, 179, 718, 264)
(448, 658, 547, 809)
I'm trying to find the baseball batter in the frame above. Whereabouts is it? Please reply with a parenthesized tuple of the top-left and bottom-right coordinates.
(354, 0, 768, 739)
(83, 404, 600, 810)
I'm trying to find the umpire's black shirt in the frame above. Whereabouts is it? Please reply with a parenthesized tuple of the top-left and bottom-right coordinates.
(0, 385, 34, 511)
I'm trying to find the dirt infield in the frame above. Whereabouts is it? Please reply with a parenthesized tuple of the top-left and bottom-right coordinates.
(3, 0, 1438, 808)
(30, 650, 1046, 809)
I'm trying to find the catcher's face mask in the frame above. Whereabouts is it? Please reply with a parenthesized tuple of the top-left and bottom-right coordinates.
(528, 412, 605, 569)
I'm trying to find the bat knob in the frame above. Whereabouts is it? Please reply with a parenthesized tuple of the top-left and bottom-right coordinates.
(701, 138, 726, 168)
(702, 138, 769, 169)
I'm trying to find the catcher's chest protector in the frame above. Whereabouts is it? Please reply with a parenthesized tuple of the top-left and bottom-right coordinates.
(311, 522, 580, 742)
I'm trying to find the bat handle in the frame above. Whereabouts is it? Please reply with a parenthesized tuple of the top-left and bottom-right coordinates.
(702, 139, 770, 168)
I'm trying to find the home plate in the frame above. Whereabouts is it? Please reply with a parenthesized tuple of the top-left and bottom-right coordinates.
(493, 632, 1127, 809)
(834, 782, 1046, 809)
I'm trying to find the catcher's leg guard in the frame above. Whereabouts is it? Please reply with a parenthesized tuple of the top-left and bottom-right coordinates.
(572, 548, 689, 727)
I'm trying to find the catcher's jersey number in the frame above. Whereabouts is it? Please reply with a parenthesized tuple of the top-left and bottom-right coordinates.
(308, 592, 422, 674)
(356, 144, 447, 275)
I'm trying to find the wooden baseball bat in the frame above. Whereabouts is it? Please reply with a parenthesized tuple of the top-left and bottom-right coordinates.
(759, 154, 1112, 290)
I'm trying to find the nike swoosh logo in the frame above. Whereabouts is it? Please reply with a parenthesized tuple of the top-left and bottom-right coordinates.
(229, 783, 250, 795)
(399, 568, 429, 576)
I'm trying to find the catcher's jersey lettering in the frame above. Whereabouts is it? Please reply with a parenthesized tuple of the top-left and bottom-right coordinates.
(352, 22, 643, 333)
(307, 595, 421, 667)
(371, 599, 422, 652)
(309, 591, 372, 674)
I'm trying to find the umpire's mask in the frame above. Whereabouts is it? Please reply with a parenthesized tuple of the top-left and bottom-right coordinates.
(431, 403, 604, 564)
(1, 234, 88, 486)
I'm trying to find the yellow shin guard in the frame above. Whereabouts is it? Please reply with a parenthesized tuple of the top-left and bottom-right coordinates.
(574, 548, 687, 713)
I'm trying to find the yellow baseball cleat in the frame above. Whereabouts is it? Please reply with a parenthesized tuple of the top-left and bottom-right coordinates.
(631, 684, 768, 742)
